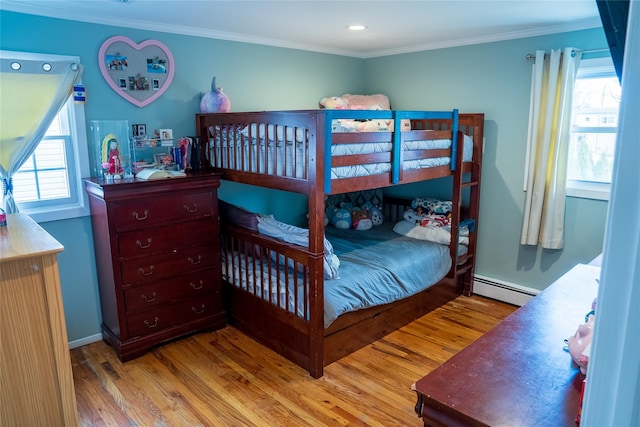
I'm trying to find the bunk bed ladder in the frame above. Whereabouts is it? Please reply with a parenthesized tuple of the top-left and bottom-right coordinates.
(449, 125, 481, 297)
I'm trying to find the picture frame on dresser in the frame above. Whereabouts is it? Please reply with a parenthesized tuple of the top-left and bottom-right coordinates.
(153, 152, 173, 166)
(132, 123, 147, 138)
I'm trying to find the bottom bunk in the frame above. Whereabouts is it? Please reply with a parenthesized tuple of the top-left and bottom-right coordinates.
(219, 196, 471, 378)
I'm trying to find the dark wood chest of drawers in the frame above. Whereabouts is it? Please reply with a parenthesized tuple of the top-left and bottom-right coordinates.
(84, 173, 225, 361)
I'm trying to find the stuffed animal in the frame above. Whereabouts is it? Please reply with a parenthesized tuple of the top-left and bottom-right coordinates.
(319, 96, 348, 109)
(340, 93, 391, 110)
(566, 297, 597, 375)
(319, 93, 412, 131)
(319, 94, 391, 110)
(363, 204, 384, 226)
(331, 207, 352, 229)
(566, 315, 594, 375)
(323, 206, 337, 227)
(200, 76, 231, 113)
(351, 208, 372, 230)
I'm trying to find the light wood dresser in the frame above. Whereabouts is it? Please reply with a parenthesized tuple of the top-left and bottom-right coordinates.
(0, 213, 78, 426)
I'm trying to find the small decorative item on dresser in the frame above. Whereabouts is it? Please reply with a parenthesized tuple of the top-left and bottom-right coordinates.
(135, 167, 186, 180)
(90, 120, 132, 180)
(153, 152, 174, 166)
(190, 137, 203, 170)
(159, 128, 173, 146)
(172, 147, 182, 170)
(132, 123, 147, 138)
(0, 208, 6, 226)
(178, 137, 191, 170)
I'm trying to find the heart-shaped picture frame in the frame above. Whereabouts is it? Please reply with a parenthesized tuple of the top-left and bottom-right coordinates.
(98, 36, 174, 108)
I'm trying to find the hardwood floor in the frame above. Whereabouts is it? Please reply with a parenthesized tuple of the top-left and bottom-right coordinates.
(71, 295, 516, 427)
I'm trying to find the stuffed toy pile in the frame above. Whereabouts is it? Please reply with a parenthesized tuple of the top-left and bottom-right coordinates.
(319, 93, 410, 132)
(326, 200, 383, 231)
(319, 93, 391, 110)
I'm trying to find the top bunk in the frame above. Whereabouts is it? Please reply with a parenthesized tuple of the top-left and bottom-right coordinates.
(195, 109, 484, 196)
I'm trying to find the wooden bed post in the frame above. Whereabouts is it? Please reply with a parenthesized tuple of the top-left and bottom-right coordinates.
(307, 111, 326, 378)
(446, 112, 484, 296)
(453, 114, 484, 296)
(463, 114, 484, 296)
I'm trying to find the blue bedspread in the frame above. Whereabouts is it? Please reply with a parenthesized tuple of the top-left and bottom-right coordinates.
(323, 223, 452, 327)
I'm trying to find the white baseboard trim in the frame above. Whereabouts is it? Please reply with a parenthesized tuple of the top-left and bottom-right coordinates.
(473, 274, 539, 307)
(68, 333, 103, 349)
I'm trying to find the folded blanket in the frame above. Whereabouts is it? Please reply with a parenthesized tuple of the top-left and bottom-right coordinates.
(257, 215, 340, 279)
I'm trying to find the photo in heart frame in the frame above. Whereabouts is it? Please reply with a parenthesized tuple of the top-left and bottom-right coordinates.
(98, 36, 174, 108)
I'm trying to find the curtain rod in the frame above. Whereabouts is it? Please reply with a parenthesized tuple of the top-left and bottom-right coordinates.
(525, 48, 609, 61)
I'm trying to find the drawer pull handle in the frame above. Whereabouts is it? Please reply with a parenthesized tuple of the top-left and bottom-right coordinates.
(136, 238, 152, 249)
(132, 210, 149, 221)
(144, 317, 159, 328)
(192, 304, 206, 314)
(184, 204, 197, 213)
(138, 265, 155, 276)
(141, 292, 156, 303)
(190, 280, 204, 290)
(188, 255, 203, 265)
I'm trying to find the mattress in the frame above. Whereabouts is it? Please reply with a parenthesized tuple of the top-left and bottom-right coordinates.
(222, 222, 463, 328)
(208, 129, 473, 180)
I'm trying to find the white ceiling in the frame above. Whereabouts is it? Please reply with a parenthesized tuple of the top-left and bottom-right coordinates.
(1, 0, 603, 58)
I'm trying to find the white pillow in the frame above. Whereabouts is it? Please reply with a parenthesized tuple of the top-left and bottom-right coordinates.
(393, 219, 469, 246)
(257, 215, 340, 279)
(241, 124, 307, 143)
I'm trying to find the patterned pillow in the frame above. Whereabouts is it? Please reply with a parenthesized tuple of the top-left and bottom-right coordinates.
(411, 197, 452, 215)
(326, 189, 383, 210)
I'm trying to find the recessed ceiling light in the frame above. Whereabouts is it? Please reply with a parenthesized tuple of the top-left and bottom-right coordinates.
(348, 25, 366, 31)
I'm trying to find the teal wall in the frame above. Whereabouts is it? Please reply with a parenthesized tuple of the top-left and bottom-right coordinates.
(364, 30, 609, 290)
(1, 10, 608, 343)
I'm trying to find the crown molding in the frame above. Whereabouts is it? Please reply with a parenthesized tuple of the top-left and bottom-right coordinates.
(1, 2, 603, 59)
(361, 18, 604, 59)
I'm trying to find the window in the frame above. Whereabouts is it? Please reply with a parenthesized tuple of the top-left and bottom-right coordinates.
(5, 55, 91, 222)
(566, 57, 621, 201)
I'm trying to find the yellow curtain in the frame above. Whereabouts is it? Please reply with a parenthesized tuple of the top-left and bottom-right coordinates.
(521, 47, 581, 249)
(0, 51, 82, 213)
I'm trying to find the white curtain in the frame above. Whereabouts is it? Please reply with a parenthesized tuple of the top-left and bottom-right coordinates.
(520, 47, 581, 249)
(0, 50, 82, 213)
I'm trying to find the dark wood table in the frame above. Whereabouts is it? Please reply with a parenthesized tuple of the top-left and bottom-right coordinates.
(413, 263, 600, 427)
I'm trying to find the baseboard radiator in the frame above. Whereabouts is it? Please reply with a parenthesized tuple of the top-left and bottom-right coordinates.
(473, 274, 539, 307)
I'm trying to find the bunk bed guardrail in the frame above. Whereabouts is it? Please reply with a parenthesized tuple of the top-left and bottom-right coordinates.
(321, 109, 459, 193)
